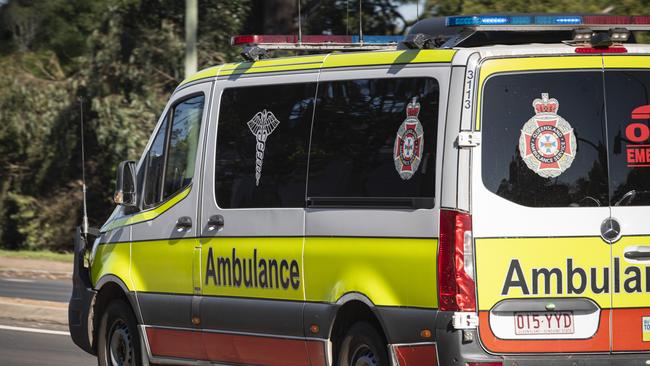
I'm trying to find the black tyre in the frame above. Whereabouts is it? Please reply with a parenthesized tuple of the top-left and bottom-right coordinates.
(97, 300, 142, 366)
(337, 322, 389, 366)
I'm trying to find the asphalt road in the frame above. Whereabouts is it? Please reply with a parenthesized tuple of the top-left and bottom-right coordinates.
(0, 277, 71, 302)
(0, 327, 95, 366)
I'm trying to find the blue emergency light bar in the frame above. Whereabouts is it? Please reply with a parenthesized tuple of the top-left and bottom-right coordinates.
(446, 15, 583, 26)
(351, 35, 404, 43)
(446, 15, 650, 28)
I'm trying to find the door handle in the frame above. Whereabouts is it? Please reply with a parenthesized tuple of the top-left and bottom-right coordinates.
(207, 215, 224, 232)
(175, 216, 192, 232)
(624, 246, 650, 261)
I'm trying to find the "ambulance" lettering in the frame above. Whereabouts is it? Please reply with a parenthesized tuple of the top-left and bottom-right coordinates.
(501, 258, 650, 295)
(204, 247, 300, 290)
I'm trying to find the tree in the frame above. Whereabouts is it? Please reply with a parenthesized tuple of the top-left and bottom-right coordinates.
(0, 0, 250, 251)
(425, 0, 650, 16)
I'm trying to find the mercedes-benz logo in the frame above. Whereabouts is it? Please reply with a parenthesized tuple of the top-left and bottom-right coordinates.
(600, 217, 621, 243)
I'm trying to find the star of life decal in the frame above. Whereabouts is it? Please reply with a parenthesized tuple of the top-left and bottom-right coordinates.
(394, 98, 424, 180)
(519, 93, 577, 178)
(247, 109, 280, 186)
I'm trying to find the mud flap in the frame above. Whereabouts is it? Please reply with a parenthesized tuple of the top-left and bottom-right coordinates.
(68, 227, 97, 355)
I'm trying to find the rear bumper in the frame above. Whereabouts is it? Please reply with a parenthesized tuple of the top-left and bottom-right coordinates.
(434, 311, 650, 366)
(67, 227, 97, 356)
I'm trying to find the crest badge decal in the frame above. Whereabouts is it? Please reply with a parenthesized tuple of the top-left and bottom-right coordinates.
(394, 98, 424, 180)
(247, 109, 280, 186)
(519, 93, 577, 178)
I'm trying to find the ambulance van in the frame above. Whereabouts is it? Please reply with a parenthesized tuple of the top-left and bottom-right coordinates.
(69, 15, 650, 366)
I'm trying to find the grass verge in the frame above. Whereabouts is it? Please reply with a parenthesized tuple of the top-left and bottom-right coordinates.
(0, 249, 73, 262)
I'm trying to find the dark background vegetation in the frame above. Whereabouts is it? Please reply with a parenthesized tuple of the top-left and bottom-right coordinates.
(0, 0, 648, 251)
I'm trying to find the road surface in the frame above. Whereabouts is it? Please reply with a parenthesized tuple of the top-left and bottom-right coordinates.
(0, 277, 71, 302)
(0, 326, 94, 366)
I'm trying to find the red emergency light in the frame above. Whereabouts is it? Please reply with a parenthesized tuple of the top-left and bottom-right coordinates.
(231, 34, 403, 50)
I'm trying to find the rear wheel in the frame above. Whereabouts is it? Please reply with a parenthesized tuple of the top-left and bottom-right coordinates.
(97, 300, 141, 366)
(337, 322, 388, 366)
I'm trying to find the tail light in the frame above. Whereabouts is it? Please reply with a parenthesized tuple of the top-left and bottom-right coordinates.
(438, 209, 476, 311)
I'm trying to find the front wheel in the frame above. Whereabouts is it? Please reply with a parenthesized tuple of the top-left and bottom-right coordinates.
(337, 322, 389, 366)
(97, 300, 142, 366)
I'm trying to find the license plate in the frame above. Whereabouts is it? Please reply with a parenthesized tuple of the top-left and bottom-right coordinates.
(514, 311, 574, 335)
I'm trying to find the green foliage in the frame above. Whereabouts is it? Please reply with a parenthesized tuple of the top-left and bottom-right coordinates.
(0, 0, 250, 251)
(426, 0, 650, 16)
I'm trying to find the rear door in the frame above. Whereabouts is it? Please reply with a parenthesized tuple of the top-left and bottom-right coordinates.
(472, 57, 613, 354)
(603, 56, 650, 353)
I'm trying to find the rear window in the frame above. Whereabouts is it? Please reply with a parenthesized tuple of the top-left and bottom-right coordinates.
(605, 70, 650, 206)
(307, 77, 439, 208)
(481, 72, 609, 207)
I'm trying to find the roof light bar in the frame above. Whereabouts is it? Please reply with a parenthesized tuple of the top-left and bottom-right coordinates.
(446, 14, 650, 29)
(231, 35, 403, 51)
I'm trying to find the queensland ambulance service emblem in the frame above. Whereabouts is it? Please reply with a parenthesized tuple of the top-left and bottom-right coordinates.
(247, 109, 280, 186)
(394, 98, 424, 180)
(519, 93, 577, 178)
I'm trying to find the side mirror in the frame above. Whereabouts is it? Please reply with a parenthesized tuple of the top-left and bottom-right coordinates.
(114, 160, 137, 207)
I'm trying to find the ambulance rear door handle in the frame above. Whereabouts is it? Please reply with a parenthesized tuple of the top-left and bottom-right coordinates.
(175, 216, 192, 232)
(624, 246, 650, 261)
(207, 215, 224, 232)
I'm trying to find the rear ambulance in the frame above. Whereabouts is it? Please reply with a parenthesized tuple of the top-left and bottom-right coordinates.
(449, 15, 650, 365)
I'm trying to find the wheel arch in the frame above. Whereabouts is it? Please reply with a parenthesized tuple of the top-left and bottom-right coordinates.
(329, 292, 391, 362)
(92, 275, 141, 352)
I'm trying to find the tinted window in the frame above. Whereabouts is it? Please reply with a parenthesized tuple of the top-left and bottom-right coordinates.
(482, 72, 609, 207)
(143, 117, 168, 206)
(215, 83, 315, 208)
(307, 78, 438, 206)
(142, 94, 204, 207)
(163, 95, 204, 197)
(605, 71, 650, 206)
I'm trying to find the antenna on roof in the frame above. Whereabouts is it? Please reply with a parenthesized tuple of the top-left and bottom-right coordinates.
(297, 0, 302, 44)
(346, 0, 350, 35)
(359, 0, 364, 43)
(78, 97, 89, 240)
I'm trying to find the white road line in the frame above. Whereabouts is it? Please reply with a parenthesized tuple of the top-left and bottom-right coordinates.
(0, 324, 69, 336)
(0, 278, 35, 283)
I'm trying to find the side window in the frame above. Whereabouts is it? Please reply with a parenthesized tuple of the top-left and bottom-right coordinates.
(481, 72, 609, 207)
(143, 117, 168, 206)
(307, 77, 439, 207)
(215, 83, 315, 208)
(143, 94, 205, 207)
(163, 95, 204, 197)
(605, 70, 650, 206)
